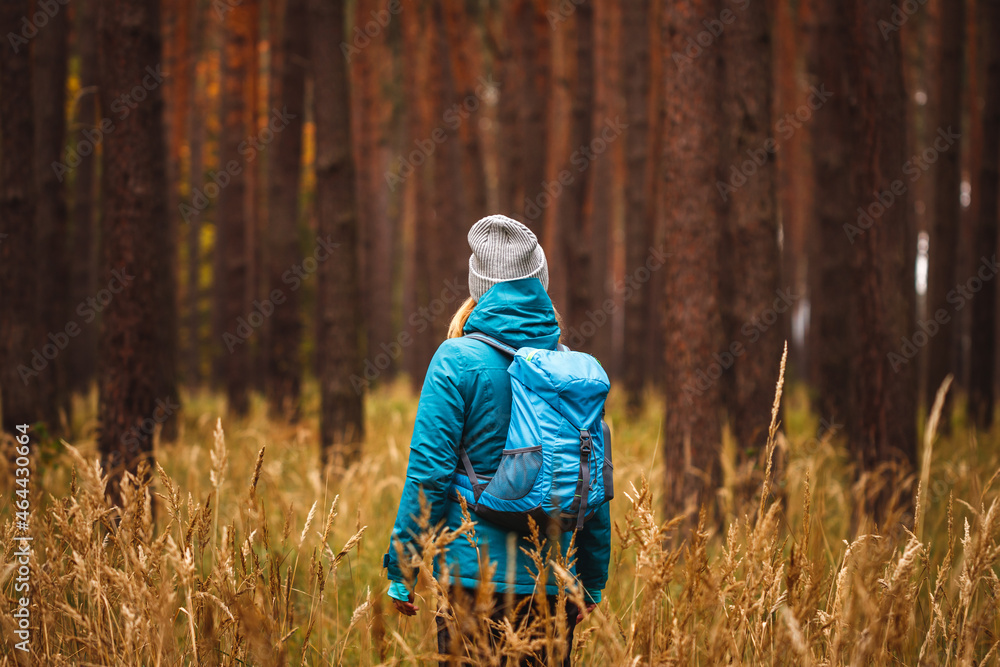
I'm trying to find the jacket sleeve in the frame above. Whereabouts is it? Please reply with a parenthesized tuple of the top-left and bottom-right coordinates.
(384, 343, 465, 584)
(575, 501, 611, 600)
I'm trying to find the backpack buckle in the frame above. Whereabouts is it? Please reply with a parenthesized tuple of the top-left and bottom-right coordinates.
(579, 431, 592, 453)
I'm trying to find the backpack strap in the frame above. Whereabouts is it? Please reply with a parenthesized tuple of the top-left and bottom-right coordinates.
(465, 332, 571, 355)
(463, 332, 518, 356)
(457, 333, 516, 502)
(576, 429, 592, 531)
(458, 445, 485, 501)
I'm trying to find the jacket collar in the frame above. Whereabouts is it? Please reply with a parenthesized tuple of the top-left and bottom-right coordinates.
(463, 278, 561, 351)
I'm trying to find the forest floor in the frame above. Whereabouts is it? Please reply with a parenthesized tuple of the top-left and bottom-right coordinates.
(2, 375, 1000, 665)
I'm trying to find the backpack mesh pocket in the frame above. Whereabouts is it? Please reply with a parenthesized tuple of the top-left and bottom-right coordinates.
(484, 447, 543, 501)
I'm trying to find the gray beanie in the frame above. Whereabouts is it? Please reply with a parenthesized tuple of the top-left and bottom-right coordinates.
(468, 214, 549, 302)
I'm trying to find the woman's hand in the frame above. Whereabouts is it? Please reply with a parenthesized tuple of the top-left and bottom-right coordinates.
(392, 593, 419, 616)
(576, 602, 598, 623)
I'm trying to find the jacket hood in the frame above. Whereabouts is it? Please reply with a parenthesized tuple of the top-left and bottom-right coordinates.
(463, 278, 561, 350)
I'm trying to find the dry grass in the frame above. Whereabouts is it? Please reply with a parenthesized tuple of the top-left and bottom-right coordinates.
(2, 362, 1000, 665)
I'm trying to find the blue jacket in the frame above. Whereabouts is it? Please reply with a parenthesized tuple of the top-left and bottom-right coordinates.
(383, 278, 611, 601)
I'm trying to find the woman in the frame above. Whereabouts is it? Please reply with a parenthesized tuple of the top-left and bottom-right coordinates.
(382, 215, 611, 666)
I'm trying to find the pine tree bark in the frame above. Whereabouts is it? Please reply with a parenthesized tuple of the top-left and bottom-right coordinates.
(96, 0, 172, 490)
(443, 0, 489, 226)
(806, 0, 854, 426)
(266, 0, 307, 418)
(521, 0, 551, 227)
(69, 0, 100, 395)
(0, 0, 41, 435)
(310, 0, 365, 463)
(661, 0, 726, 522)
(33, 0, 70, 429)
(185, 0, 205, 387)
(352, 0, 395, 387)
(925, 0, 965, 412)
(218, 1, 253, 415)
(774, 0, 810, 374)
(846, 0, 918, 514)
(429, 0, 465, 328)
(583, 0, 614, 366)
(168, 0, 193, 387)
(494, 0, 528, 213)
(401, 0, 436, 387)
(153, 0, 181, 441)
(969, 0, 1000, 429)
(622, 0, 653, 407)
(245, 0, 263, 394)
(720, 0, 781, 456)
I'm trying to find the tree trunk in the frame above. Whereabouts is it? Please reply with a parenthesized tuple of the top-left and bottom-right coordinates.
(925, 0, 965, 413)
(185, 0, 205, 387)
(583, 0, 615, 367)
(429, 0, 464, 338)
(245, 0, 263, 395)
(153, 0, 181, 441)
(0, 0, 41, 435)
(719, 0, 781, 456)
(401, 0, 436, 387)
(33, 0, 70, 430)
(540, 1, 575, 315)
(442, 0, 489, 225)
(69, 0, 100, 395)
(621, 0, 653, 408)
(310, 0, 365, 464)
(846, 0, 918, 515)
(661, 0, 726, 522)
(266, 0, 307, 418)
(806, 0, 854, 426)
(521, 0, 551, 228)
(774, 0, 811, 377)
(168, 0, 193, 387)
(218, 0, 253, 416)
(494, 0, 528, 213)
(351, 0, 396, 388)
(96, 0, 171, 492)
(969, 0, 1000, 429)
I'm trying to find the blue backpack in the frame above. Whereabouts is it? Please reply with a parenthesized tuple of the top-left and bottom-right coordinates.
(450, 333, 613, 533)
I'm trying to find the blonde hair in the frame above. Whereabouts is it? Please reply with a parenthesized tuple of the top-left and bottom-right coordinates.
(446, 296, 564, 340)
(447, 297, 478, 339)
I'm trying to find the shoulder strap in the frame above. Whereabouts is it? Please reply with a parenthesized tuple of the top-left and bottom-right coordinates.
(463, 332, 518, 356)
(465, 332, 571, 355)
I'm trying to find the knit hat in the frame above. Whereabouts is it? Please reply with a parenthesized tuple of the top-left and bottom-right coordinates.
(467, 214, 549, 302)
